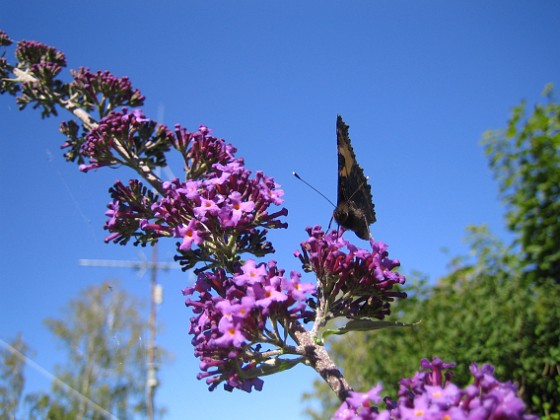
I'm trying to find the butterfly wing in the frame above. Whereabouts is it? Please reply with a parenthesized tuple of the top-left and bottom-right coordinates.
(334, 115, 376, 239)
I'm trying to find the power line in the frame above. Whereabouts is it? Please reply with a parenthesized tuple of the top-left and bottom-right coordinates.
(0, 338, 120, 420)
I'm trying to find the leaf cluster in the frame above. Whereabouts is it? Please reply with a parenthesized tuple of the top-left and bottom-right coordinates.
(483, 84, 560, 285)
(0, 334, 31, 420)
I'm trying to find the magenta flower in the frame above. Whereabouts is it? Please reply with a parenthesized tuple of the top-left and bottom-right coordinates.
(281, 271, 315, 302)
(225, 191, 255, 226)
(234, 260, 268, 286)
(176, 218, 206, 251)
(254, 279, 289, 310)
(193, 197, 222, 219)
(296, 226, 406, 321)
(100, 125, 287, 262)
(235, 296, 256, 318)
(334, 358, 537, 419)
(183, 259, 315, 392)
(215, 318, 247, 348)
(177, 179, 201, 200)
(333, 386, 382, 419)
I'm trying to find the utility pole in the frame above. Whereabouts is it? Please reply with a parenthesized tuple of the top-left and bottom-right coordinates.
(79, 245, 179, 420)
(146, 244, 159, 420)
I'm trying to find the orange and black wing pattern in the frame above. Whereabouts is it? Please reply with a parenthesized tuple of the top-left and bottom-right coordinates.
(333, 115, 376, 239)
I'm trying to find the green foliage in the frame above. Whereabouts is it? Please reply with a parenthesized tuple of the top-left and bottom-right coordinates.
(320, 319, 419, 341)
(483, 84, 560, 285)
(24, 281, 163, 419)
(0, 334, 31, 420)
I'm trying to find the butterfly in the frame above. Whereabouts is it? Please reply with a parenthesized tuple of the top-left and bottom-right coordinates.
(333, 115, 376, 240)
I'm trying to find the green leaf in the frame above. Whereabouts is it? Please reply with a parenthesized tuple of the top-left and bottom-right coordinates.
(239, 357, 303, 378)
(321, 318, 420, 340)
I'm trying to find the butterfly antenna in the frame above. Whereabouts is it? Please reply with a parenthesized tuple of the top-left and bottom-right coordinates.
(292, 172, 336, 208)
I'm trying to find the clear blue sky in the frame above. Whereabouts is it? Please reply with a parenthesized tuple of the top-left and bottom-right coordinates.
(1, 1, 560, 419)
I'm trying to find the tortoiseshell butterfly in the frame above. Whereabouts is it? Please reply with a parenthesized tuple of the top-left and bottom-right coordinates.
(333, 115, 376, 240)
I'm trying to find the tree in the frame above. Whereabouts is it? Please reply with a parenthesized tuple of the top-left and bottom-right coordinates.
(483, 84, 560, 286)
(0, 334, 31, 420)
(25, 281, 158, 419)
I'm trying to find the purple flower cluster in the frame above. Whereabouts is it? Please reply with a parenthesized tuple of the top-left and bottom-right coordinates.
(103, 179, 159, 245)
(333, 358, 537, 419)
(295, 226, 406, 320)
(74, 108, 173, 172)
(102, 124, 288, 265)
(148, 127, 287, 268)
(174, 124, 239, 180)
(15, 39, 67, 80)
(0, 29, 11, 47)
(2, 38, 68, 116)
(183, 259, 315, 392)
(2, 32, 146, 123)
(69, 67, 145, 115)
(102, 123, 295, 392)
(0, 31, 14, 95)
(157, 171, 288, 269)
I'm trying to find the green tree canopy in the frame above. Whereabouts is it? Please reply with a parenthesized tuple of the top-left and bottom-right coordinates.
(25, 281, 162, 420)
(0, 334, 31, 420)
(483, 84, 560, 285)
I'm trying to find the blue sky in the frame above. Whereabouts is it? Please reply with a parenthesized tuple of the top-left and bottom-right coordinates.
(1, 1, 560, 419)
